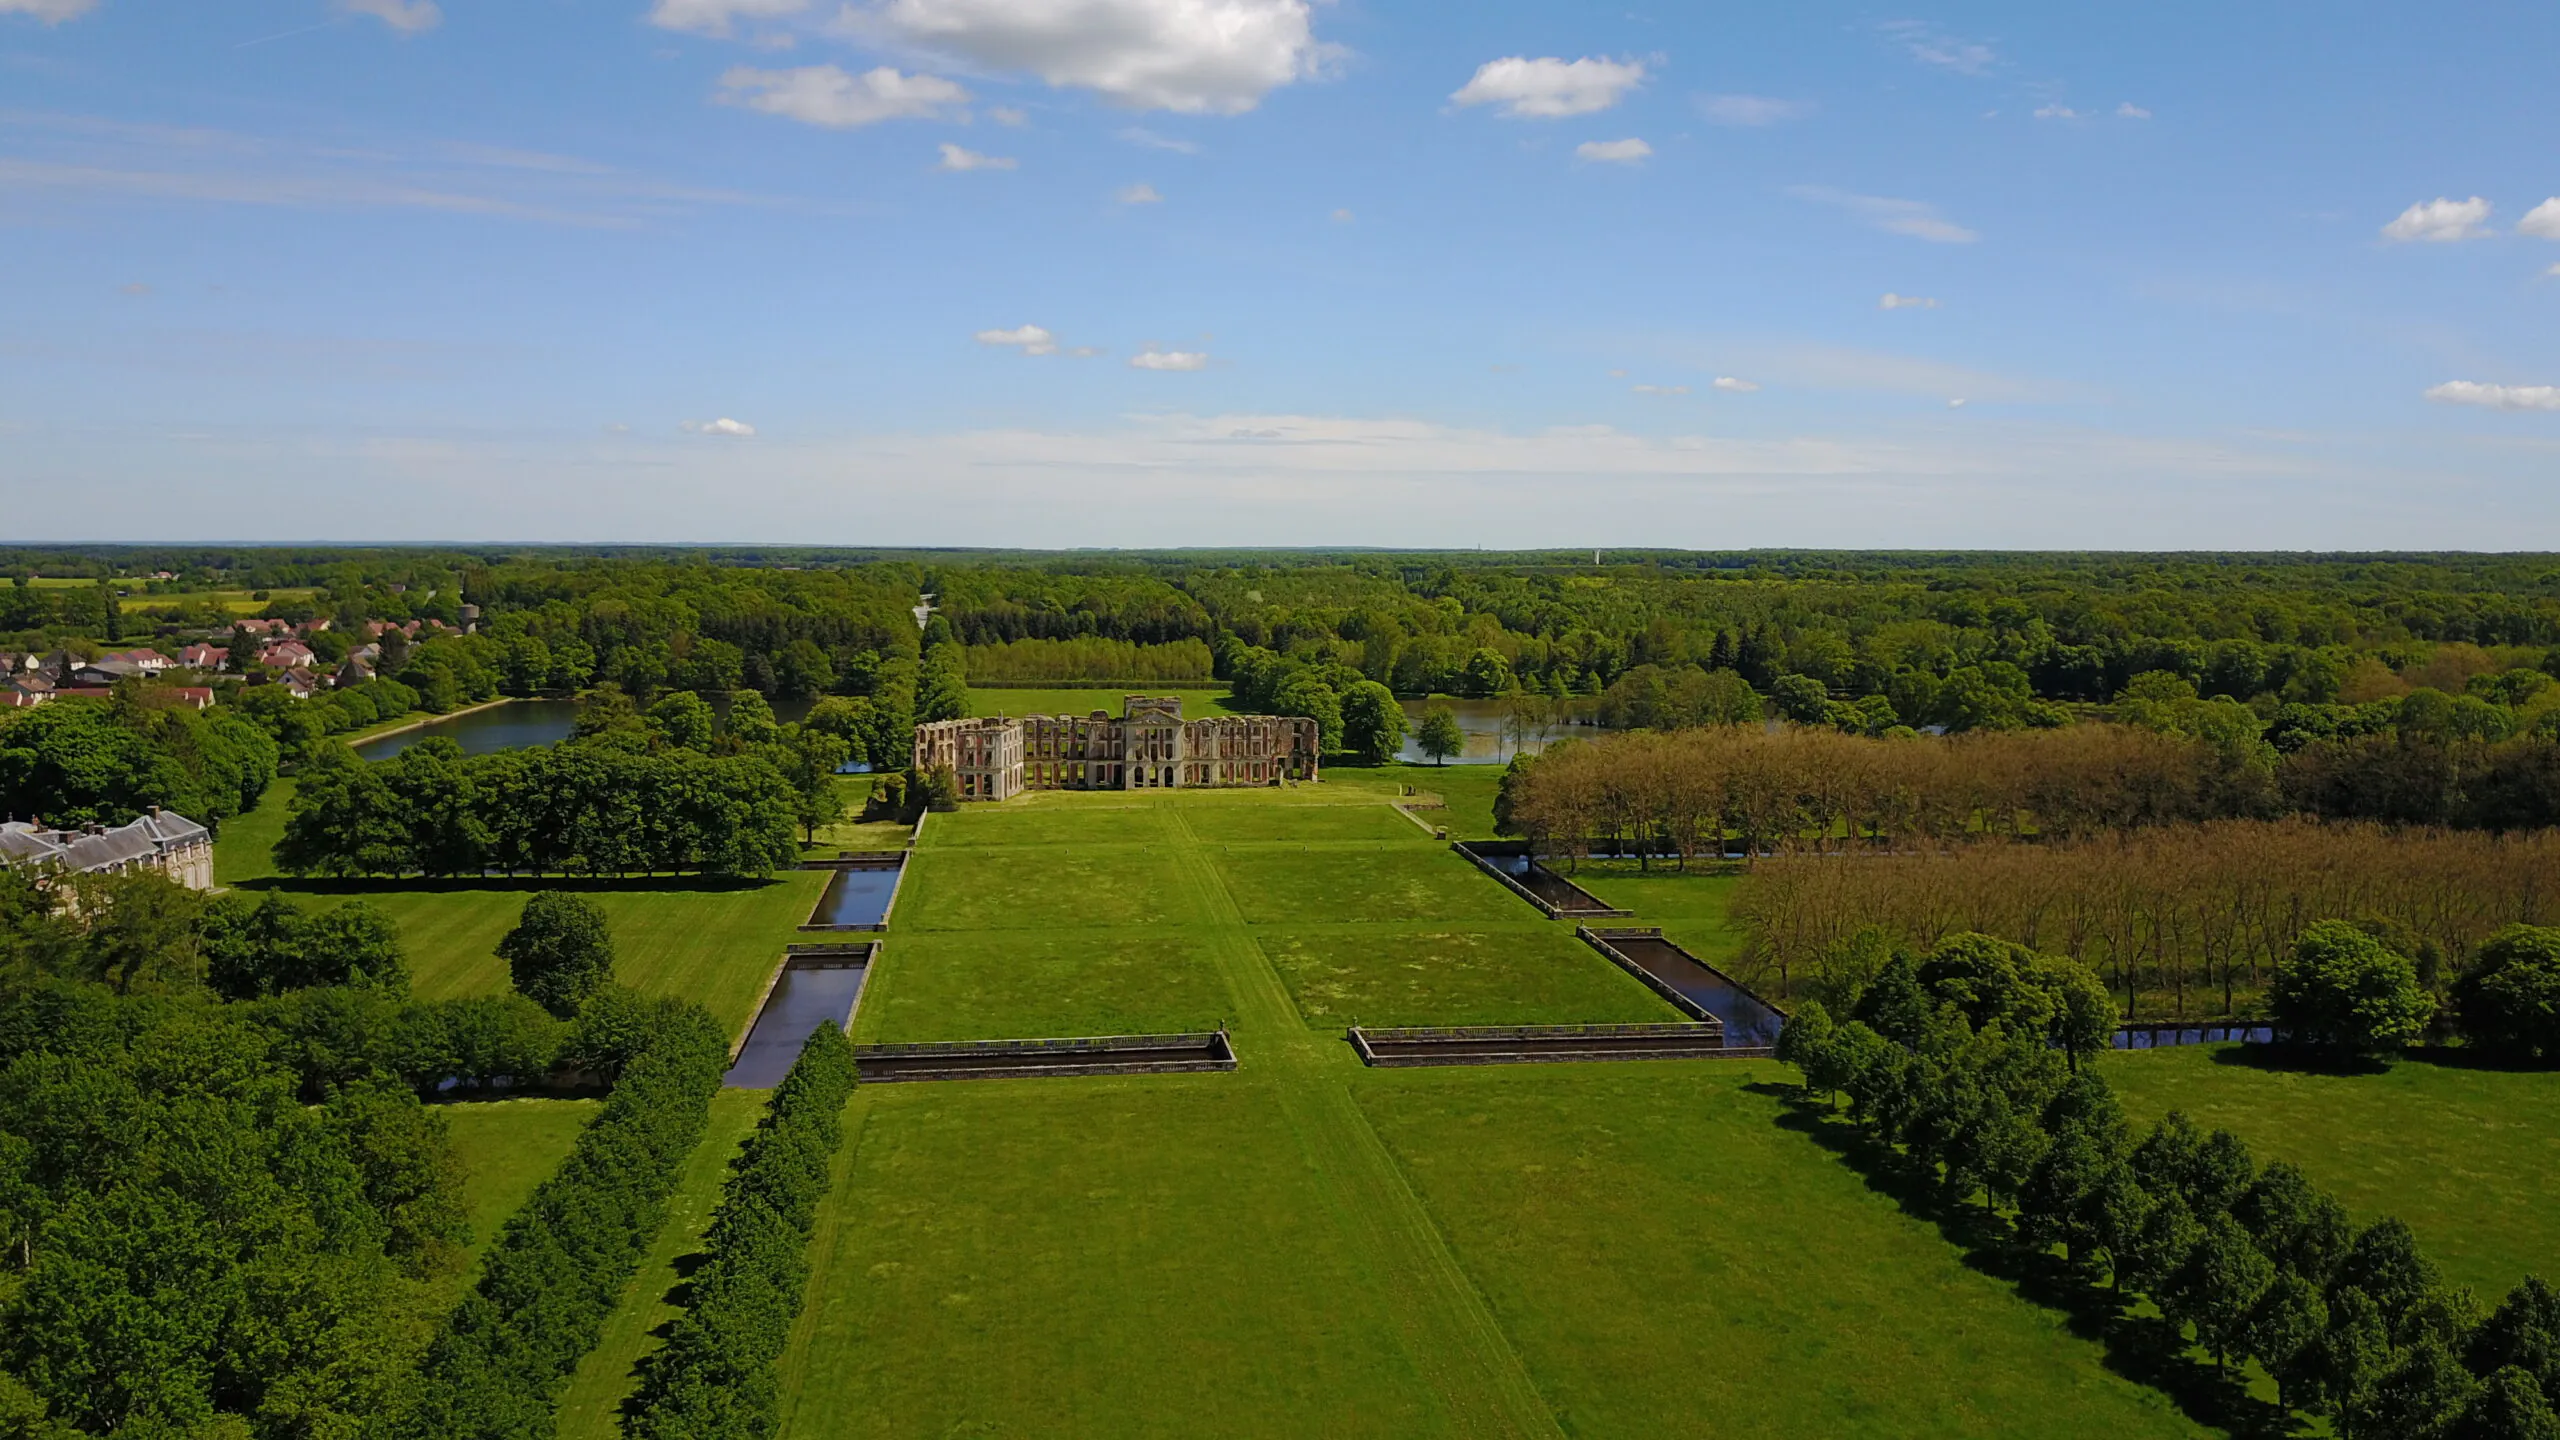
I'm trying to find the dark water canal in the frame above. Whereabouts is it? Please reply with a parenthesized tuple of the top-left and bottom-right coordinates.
(808, 866, 900, 928)
(724, 962, 866, 1087)
(1608, 935, 1788, 1047)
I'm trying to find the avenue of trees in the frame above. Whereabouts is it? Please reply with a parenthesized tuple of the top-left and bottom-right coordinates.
(1777, 944, 2560, 1439)
(622, 1020, 859, 1440)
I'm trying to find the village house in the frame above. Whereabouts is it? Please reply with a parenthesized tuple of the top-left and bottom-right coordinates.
(0, 808, 214, 891)
(176, 642, 227, 671)
(260, 639, 317, 670)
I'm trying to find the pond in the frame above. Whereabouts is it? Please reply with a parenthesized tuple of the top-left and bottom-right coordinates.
(724, 960, 867, 1088)
(356, 699, 582, 759)
(1397, 697, 1593, 766)
(806, 863, 902, 929)
(353, 695, 831, 760)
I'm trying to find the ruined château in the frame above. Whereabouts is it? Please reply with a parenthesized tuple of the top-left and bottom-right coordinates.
(913, 696, 1321, 802)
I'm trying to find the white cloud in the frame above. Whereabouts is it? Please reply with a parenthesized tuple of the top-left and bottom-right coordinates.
(1117, 182, 1162, 204)
(2549, 263, 2560, 278)
(1067, 345, 1104, 357)
(1712, 376, 1760, 393)
(1631, 384, 1688, 395)
(2382, 196, 2493, 243)
(988, 106, 1027, 125)
(1881, 21, 1995, 76)
(1119, 126, 1200, 153)
(1948, 397, 1968, 408)
(1330, 207, 1353, 223)
(1130, 348, 1209, 370)
(1450, 56, 1645, 119)
(1575, 138, 1652, 165)
(719, 65, 968, 127)
(2425, 381, 2560, 412)
(2033, 104, 2082, 120)
(1879, 292, 1940, 309)
(2117, 102, 2152, 119)
(1790, 185, 1979, 244)
(341, 0, 441, 32)
(649, 0, 808, 36)
(683, 417, 758, 437)
(975, 324, 1055, 355)
(2520, 199, 2560, 240)
(937, 142, 1016, 170)
(865, 0, 1334, 115)
(0, 0, 99, 21)
(1696, 94, 1809, 127)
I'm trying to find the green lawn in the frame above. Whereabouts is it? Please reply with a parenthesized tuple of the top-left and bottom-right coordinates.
(1324, 761, 1504, 839)
(856, 930, 1236, 1042)
(556, 1089, 770, 1440)
(2100, 1045, 2560, 1297)
(214, 777, 295, 886)
(1259, 927, 1676, 1030)
(441, 1097, 597, 1266)
(895, 843, 1202, 931)
(1567, 860, 1748, 965)
(1207, 843, 1528, 925)
(1181, 801, 1429, 844)
(924, 800, 1167, 849)
(1358, 1064, 2208, 1439)
(775, 1077, 1471, 1440)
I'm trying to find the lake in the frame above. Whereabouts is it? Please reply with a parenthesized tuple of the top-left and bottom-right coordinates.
(1396, 696, 1587, 766)
(354, 695, 825, 760)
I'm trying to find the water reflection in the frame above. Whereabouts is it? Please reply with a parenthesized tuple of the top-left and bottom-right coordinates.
(808, 866, 900, 928)
(1396, 697, 1592, 766)
(356, 699, 581, 758)
(724, 962, 865, 1087)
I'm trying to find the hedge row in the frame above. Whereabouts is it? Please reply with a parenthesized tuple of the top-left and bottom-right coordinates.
(620, 1019, 859, 1440)
(1780, 944, 2560, 1438)
(400, 1001, 731, 1440)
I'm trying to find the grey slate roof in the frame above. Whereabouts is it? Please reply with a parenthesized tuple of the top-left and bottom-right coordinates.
(0, 809, 210, 875)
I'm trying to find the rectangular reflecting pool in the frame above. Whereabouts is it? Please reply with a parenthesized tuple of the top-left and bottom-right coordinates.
(804, 860, 904, 930)
(725, 954, 870, 1087)
(1578, 927, 1788, 1048)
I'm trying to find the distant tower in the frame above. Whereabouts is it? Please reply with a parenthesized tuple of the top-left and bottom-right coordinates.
(1592, 548, 1601, 567)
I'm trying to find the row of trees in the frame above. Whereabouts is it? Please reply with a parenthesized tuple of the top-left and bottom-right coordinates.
(278, 737, 803, 879)
(624, 1021, 859, 1439)
(960, 635, 1216, 686)
(0, 688, 278, 828)
(1729, 818, 2560, 1023)
(1776, 944, 2560, 1438)
(402, 998, 730, 1439)
(1498, 724, 2271, 862)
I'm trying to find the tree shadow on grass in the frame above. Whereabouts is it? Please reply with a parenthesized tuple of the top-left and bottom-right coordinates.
(2203, 1043, 2393, 1077)
(235, 873, 783, 897)
(1746, 1080, 2307, 1439)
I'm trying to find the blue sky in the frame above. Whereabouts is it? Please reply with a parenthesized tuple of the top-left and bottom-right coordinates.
(3, 0, 2557, 548)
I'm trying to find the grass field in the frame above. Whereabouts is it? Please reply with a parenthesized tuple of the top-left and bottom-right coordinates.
(856, 929, 1236, 1042)
(2101, 1045, 2560, 1297)
(1260, 926, 1674, 1030)
(214, 784, 826, 1040)
(1356, 1064, 2205, 1439)
(1567, 859, 1748, 965)
(1209, 844, 1530, 925)
(441, 1097, 597, 1266)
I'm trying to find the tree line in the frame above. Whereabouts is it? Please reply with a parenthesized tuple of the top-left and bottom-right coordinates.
(623, 1020, 859, 1440)
(1776, 939, 2560, 1438)
(1732, 818, 2560, 1023)
(959, 635, 1215, 686)
(277, 735, 803, 880)
(402, 999, 730, 1440)
(0, 687, 277, 828)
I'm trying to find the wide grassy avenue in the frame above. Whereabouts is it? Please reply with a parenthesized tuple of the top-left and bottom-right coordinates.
(774, 787, 2204, 1438)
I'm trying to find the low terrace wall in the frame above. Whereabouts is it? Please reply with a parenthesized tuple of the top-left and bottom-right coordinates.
(1348, 1022, 1761, 1068)
(854, 1030, 1236, 1083)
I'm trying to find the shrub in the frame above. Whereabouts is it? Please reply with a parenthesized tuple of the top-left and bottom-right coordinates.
(2271, 920, 2435, 1062)
(498, 893, 616, 1020)
(2455, 925, 2560, 1065)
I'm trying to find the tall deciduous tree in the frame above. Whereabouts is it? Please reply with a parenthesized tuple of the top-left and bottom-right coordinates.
(2274, 920, 2435, 1063)
(1339, 681, 1406, 765)
(496, 892, 615, 1019)
(1416, 705, 1463, 766)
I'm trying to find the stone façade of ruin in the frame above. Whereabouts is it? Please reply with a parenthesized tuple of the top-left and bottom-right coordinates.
(912, 696, 1320, 802)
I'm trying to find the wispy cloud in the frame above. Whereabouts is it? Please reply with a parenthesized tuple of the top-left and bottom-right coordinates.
(340, 0, 441, 34)
(0, 0, 100, 23)
(1576, 138, 1652, 165)
(2033, 104, 2081, 120)
(1119, 126, 1201, 154)
(1880, 21, 1996, 76)
(682, 417, 758, 437)
(937, 142, 1016, 171)
(719, 65, 967, 127)
(1696, 94, 1810, 127)
(648, 0, 808, 38)
(2426, 381, 2560, 412)
(1790, 185, 1979, 244)
(975, 324, 1056, 355)
(1631, 383, 1688, 395)
(1712, 376, 1760, 392)
(0, 110, 806, 228)
(1117, 182, 1162, 204)
(2117, 102, 2153, 119)
(1131, 349, 1210, 371)
(1880, 292, 1940, 309)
